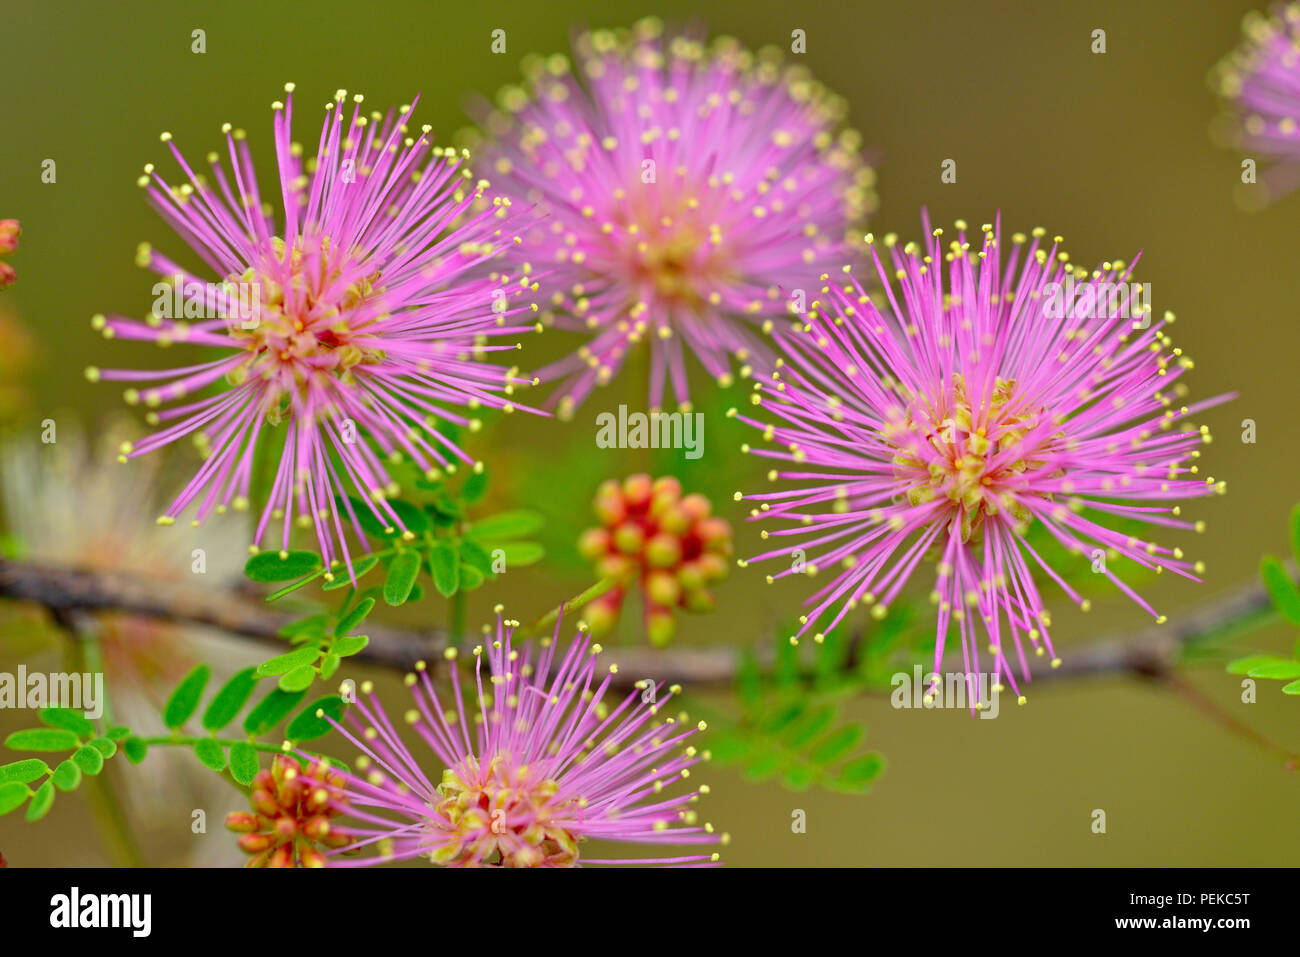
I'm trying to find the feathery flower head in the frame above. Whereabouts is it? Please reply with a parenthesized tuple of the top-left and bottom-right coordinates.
(321, 614, 724, 866)
(225, 754, 356, 868)
(89, 85, 542, 575)
(578, 474, 732, 645)
(469, 17, 874, 415)
(1211, 3, 1300, 202)
(733, 215, 1228, 704)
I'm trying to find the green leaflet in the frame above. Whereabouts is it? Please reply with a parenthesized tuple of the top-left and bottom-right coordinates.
(229, 742, 259, 786)
(25, 780, 55, 821)
(384, 550, 421, 606)
(256, 646, 320, 678)
(0, 759, 49, 784)
(332, 635, 369, 657)
(72, 745, 104, 776)
(285, 695, 345, 742)
(163, 664, 211, 729)
(469, 509, 544, 540)
(0, 782, 29, 816)
(429, 542, 459, 597)
(38, 707, 95, 738)
(193, 739, 227, 772)
(5, 728, 79, 752)
(202, 668, 260, 731)
(52, 760, 81, 792)
(278, 665, 318, 693)
(243, 687, 308, 736)
(336, 597, 375, 638)
(1260, 556, 1300, 627)
(244, 549, 323, 583)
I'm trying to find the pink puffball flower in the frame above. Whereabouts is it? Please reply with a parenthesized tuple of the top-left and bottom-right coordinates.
(471, 18, 874, 416)
(320, 615, 725, 866)
(1211, 3, 1300, 202)
(733, 215, 1229, 707)
(88, 85, 542, 576)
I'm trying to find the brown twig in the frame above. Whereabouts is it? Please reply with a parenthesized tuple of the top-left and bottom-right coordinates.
(0, 557, 1280, 694)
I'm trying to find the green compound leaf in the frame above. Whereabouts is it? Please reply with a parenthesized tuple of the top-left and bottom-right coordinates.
(701, 640, 887, 795)
(245, 549, 323, 583)
(285, 695, 345, 742)
(1261, 556, 1300, 627)
(202, 667, 260, 732)
(430, 542, 460, 598)
(256, 646, 320, 678)
(383, 550, 421, 606)
(5, 728, 80, 752)
(0, 782, 29, 816)
(244, 687, 308, 736)
(72, 745, 104, 776)
(163, 664, 211, 730)
(229, 742, 259, 786)
(25, 780, 55, 822)
(336, 597, 375, 638)
(0, 759, 50, 784)
(193, 738, 227, 772)
(39, 707, 95, 738)
(52, 760, 82, 792)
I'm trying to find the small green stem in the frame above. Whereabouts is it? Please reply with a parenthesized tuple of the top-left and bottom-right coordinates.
(520, 577, 619, 638)
(138, 735, 288, 754)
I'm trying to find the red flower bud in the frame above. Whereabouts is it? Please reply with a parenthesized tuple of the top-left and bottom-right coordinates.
(0, 220, 18, 255)
(224, 812, 260, 833)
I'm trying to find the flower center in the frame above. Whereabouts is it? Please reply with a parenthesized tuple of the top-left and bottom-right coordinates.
(428, 756, 580, 867)
(224, 237, 385, 421)
(616, 183, 729, 308)
(886, 375, 1053, 542)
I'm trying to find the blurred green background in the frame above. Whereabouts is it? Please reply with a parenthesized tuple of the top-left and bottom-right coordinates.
(1, 0, 1297, 866)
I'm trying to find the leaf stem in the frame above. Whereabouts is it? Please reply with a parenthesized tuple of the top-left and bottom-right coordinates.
(520, 577, 619, 637)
